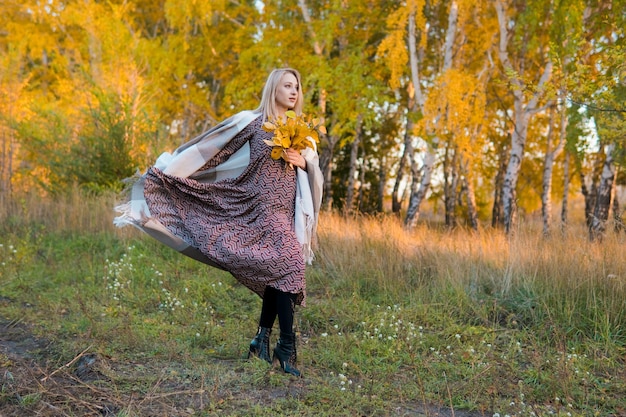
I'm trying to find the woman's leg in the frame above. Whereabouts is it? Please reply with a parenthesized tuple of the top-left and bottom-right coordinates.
(259, 286, 278, 328)
(273, 289, 300, 377)
(248, 286, 278, 363)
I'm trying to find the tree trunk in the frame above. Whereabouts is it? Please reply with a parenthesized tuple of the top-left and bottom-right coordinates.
(392, 110, 414, 214)
(541, 108, 556, 236)
(580, 170, 597, 230)
(541, 104, 566, 236)
(590, 142, 616, 241)
(404, 2, 457, 228)
(460, 157, 479, 231)
(405, 151, 435, 228)
(345, 115, 362, 215)
(560, 151, 570, 232)
(492, 140, 509, 228)
(0, 129, 14, 201)
(357, 155, 366, 212)
(443, 146, 459, 228)
(319, 132, 337, 211)
(378, 159, 386, 213)
(613, 177, 624, 233)
(495, 0, 553, 234)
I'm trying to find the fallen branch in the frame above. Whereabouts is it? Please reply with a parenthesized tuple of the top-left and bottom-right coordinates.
(40, 345, 93, 383)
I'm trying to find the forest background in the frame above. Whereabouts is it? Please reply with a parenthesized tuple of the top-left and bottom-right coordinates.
(1, 1, 626, 416)
(1, 0, 625, 235)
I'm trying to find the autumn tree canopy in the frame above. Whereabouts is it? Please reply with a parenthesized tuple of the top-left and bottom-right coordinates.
(1, 0, 624, 235)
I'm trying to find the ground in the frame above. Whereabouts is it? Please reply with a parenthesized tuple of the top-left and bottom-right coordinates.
(0, 317, 485, 417)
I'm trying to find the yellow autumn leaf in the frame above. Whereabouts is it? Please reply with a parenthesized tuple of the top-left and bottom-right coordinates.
(263, 112, 324, 160)
(270, 147, 284, 160)
(262, 121, 277, 132)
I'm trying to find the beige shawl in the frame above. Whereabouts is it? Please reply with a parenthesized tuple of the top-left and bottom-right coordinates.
(114, 110, 323, 265)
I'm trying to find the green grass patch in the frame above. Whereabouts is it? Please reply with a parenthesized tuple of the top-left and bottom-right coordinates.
(1, 194, 625, 416)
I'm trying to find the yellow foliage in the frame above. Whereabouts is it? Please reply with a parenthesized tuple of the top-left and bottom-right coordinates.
(164, 0, 226, 29)
(376, 7, 409, 89)
(420, 69, 486, 154)
(261, 111, 324, 162)
(377, 0, 427, 89)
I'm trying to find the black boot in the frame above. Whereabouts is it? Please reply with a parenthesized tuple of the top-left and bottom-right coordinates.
(248, 327, 272, 363)
(273, 332, 301, 377)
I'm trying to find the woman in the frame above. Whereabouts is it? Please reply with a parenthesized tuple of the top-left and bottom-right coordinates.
(114, 68, 324, 377)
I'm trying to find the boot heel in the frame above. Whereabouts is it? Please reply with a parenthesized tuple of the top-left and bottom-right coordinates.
(248, 327, 272, 363)
(273, 332, 301, 377)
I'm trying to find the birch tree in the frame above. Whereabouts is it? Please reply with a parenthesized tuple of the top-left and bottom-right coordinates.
(377, 0, 448, 228)
(494, 0, 553, 233)
(540, 104, 566, 236)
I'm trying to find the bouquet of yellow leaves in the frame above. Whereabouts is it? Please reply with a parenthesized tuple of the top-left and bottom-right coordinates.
(262, 110, 326, 164)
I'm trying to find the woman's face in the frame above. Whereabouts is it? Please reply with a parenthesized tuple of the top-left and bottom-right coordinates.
(274, 72, 299, 115)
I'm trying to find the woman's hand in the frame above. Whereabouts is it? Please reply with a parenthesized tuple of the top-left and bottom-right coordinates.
(284, 148, 307, 170)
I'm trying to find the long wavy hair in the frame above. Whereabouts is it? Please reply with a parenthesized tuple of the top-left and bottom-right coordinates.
(255, 68, 304, 121)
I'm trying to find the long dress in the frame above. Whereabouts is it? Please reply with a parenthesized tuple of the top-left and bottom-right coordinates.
(142, 116, 307, 306)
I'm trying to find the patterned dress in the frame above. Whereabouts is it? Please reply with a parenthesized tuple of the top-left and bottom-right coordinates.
(143, 117, 306, 306)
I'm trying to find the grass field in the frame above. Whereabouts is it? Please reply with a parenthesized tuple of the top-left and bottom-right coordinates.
(1, 191, 625, 416)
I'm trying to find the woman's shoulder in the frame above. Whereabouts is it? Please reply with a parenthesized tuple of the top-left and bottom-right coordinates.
(226, 110, 262, 129)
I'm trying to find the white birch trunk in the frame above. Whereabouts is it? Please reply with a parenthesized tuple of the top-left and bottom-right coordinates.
(392, 115, 414, 214)
(560, 151, 570, 232)
(541, 105, 566, 236)
(345, 115, 362, 214)
(404, 1, 457, 228)
(495, 0, 552, 233)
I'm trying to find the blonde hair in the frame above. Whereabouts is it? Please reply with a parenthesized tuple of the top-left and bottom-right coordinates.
(255, 68, 304, 121)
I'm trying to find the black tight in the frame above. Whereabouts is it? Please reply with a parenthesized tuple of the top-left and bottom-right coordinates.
(259, 286, 296, 334)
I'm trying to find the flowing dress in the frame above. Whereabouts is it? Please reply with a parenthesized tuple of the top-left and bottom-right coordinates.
(142, 116, 307, 305)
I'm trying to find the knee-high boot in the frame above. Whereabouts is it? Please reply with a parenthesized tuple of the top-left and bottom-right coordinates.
(248, 327, 272, 363)
(273, 331, 300, 377)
